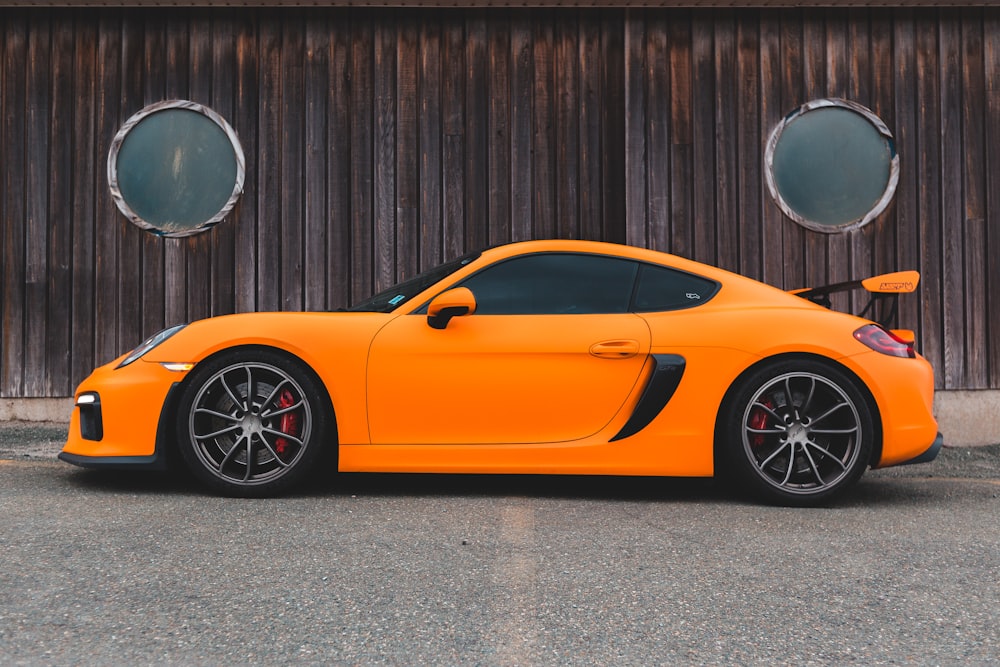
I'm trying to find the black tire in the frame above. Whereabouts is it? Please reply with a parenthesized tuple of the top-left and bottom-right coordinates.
(175, 349, 331, 497)
(720, 358, 874, 506)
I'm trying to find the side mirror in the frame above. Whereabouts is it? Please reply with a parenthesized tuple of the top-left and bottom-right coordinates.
(427, 287, 477, 330)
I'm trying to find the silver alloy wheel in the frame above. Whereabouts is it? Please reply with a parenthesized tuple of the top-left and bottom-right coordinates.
(187, 361, 313, 487)
(740, 372, 862, 496)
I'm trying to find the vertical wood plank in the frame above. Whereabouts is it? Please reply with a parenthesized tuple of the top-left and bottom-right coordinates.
(70, 15, 98, 388)
(623, 10, 646, 247)
(417, 15, 442, 270)
(233, 10, 259, 313)
(509, 13, 533, 242)
(465, 12, 488, 251)
(2, 13, 27, 395)
(985, 8, 1000, 387)
(892, 11, 921, 337)
(915, 9, 943, 384)
(117, 14, 144, 355)
(600, 11, 625, 245)
(210, 11, 237, 317)
(824, 10, 851, 312)
(140, 12, 166, 335)
(939, 11, 964, 388)
(24, 14, 52, 396)
(280, 16, 305, 309)
(961, 9, 987, 388)
(779, 11, 805, 290)
(46, 15, 74, 395)
(396, 13, 419, 279)
(668, 11, 693, 258)
(94, 13, 122, 366)
(736, 12, 762, 281)
(327, 12, 352, 308)
(350, 17, 374, 302)
(163, 13, 190, 325)
(187, 12, 214, 323)
(759, 11, 784, 287)
(487, 14, 511, 247)
(440, 15, 464, 259)
(801, 11, 827, 294)
(578, 10, 602, 242)
(714, 12, 738, 272)
(691, 13, 715, 265)
(532, 12, 555, 239)
(373, 18, 397, 290)
(554, 14, 579, 238)
(304, 12, 330, 310)
(848, 8, 875, 315)
(645, 11, 669, 252)
(257, 16, 282, 311)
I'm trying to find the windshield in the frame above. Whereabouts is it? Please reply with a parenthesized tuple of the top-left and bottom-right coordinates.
(348, 252, 481, 313)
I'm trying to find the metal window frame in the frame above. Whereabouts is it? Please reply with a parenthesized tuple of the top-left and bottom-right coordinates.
(107, 99, 246, 238)
(764, 97, 899, 235)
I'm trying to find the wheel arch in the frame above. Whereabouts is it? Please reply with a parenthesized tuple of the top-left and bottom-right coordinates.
(713, 352, 883, 471)
(155, 344, 339, 465)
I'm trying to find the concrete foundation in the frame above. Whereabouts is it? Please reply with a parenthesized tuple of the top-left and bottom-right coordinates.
(2, 391, 998, 447)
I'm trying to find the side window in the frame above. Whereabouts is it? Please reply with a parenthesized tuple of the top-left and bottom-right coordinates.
(633, 264, 719, 312)
(461, 254, 639, 315)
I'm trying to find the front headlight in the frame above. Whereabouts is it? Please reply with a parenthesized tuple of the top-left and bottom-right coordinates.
(116, 324, 187, 369)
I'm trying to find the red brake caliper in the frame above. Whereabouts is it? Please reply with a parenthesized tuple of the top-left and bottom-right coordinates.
(749, 398, 773, 448)
(274, 389, 299, 457)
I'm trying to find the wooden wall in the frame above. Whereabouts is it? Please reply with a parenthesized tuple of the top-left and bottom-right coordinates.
(1, 7, 997, 397)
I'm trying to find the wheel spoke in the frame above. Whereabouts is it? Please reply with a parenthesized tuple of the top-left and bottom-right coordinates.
(801, 443, 825, 485)
(808, 400, 850, 426)
(804, 441, 848, 471)
(219, 434, 246, 469)
(243, 438, 254, 482)
(259, 379, 290, 415)
(783, 377, 797, 419)
(752, 401, 785, 423)
(194, 424, 240, 440)
(219, 374, 246, 412)
(261, 399, 304, 419)
(809, 427, 858, 434)
(245, 366, 255, 410)
(262, 427, 304, 447)
(780, 444, 797, 485)
(800, 377, 817, 416)
(195, 407, 239, 422)
(259, 434, 291, 468)
(758, 440, 791, 469)
(747, 426, 787, 435)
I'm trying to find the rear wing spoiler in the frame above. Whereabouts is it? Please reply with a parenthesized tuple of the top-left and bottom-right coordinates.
(789, 271, 919, 328)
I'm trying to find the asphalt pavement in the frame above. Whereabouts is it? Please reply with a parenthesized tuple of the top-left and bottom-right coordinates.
(1, 422, 998, 666)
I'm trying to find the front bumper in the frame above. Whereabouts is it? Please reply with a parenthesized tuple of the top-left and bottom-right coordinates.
(60, 359, 186, 470)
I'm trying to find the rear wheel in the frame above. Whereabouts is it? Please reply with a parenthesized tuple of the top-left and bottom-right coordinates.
(721, 359, 874, 506)
(175, 349, 329, 497)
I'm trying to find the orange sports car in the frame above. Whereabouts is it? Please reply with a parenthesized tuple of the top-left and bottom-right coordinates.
(60, 239, 941, 505)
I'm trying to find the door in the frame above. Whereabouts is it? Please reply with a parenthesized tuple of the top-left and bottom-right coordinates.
(366, 253, 652, 445)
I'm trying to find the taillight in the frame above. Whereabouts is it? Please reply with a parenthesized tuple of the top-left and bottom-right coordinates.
(853, 324, 915, 358)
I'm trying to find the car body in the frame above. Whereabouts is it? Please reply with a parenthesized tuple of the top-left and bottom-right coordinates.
(60, 239, 941, 505)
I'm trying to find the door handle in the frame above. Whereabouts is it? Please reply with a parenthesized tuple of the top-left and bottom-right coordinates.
(589, 340, 640, 359)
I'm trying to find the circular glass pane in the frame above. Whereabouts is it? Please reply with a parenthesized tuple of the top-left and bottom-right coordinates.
(765, 99, 898, 233)
(108, 100, 245, 238)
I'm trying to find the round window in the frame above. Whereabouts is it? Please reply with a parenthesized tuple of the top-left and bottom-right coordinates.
(108, 100, 245, 238)
(765, 98, 898, 233)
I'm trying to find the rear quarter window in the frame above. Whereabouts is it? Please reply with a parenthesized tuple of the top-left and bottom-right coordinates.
(632, 264, 719, 312)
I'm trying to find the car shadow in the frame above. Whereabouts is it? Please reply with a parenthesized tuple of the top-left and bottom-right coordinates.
(63, 465, 734, 504)
(62, 465, 948, 507)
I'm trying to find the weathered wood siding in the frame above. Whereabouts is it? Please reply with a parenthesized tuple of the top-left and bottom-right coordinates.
(0, 7, 997, 397)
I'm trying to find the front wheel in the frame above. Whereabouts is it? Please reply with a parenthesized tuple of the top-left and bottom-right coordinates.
(720, 360, 875, 506)
(175, 349, 330, 497)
